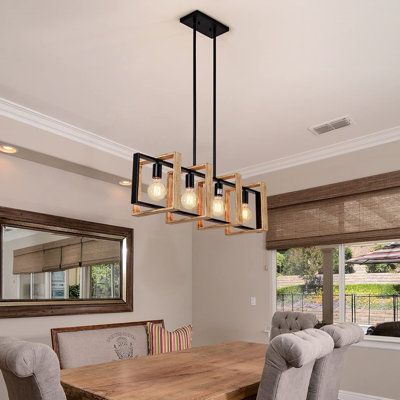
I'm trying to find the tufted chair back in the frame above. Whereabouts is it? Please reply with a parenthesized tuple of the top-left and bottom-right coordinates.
(0, 337, 66, 400)
(307, 323, 364, 400)
(270, 311, 318, 340)
(256, 329, 334, 400)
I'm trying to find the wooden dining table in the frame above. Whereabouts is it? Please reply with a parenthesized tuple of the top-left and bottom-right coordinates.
(61, 341, 267, 400)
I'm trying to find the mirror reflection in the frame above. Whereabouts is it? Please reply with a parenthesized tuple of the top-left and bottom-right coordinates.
(2, 227, 121, 300)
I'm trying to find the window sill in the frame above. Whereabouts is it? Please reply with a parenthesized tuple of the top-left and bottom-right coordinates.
(355, 335, 400, 351)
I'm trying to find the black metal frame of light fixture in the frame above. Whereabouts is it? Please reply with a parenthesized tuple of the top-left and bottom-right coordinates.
(131, 10, 264, 230)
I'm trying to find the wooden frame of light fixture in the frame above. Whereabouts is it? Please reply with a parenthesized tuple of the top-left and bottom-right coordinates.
(165, 163, 214, 224)
(196, 173, 243, 230)
(225, 181, 268, 235)
(131, 152, 182, 217)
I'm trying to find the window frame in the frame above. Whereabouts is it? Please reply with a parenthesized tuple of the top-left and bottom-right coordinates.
(269, 242, 400, 349)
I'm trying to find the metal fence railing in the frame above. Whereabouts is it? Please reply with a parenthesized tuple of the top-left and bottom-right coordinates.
(276, 293, 399, 325)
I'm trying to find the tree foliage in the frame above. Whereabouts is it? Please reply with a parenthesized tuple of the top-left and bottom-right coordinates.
(366, 263, 399, 273)
(277, 246, 354, 292)
(332, 247, 354, 274)
(90, 263, 120, 298)
(279, 247, 322, 291)
(90, 264, 112, 298)
(69, 284, 80, 299)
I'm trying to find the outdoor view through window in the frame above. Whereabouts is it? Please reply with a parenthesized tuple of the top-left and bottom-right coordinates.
(276, 240, 400, 338)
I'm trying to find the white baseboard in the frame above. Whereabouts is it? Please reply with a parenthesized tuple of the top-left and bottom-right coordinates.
(339, 390, 394, 400)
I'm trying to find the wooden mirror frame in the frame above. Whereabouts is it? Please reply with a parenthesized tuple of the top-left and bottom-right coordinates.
(0, 207, 133, 318)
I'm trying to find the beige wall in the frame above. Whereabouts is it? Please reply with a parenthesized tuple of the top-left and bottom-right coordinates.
(0, 156, 193, 399)
(341, 346, 399, 399)
(193, 229, 270, 346)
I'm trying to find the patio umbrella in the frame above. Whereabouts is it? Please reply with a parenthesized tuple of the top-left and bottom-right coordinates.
(346, 242, 400, 264)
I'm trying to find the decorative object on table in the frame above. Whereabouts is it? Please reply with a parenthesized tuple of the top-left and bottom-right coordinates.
(307, 322, 364, 400)
(0, 336, 66, 400)
(147, 322, 192, 355)
(131, 10, 268, 236)
(256, 329, 334, 400)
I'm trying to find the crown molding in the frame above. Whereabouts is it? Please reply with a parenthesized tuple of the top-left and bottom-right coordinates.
(0, 97, 136, 160)
(237, 126, 400, 178)
(1, 97, 400, 178)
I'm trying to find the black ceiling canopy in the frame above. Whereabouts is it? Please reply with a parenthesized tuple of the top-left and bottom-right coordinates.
(180, 10, 229, 39)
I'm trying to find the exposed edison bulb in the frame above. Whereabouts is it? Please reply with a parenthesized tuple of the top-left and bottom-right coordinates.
(242, 203, 253, 222)
(212, 196, 225, 217)
(181, 188, 197, 210)
(147, 178, 167, 201)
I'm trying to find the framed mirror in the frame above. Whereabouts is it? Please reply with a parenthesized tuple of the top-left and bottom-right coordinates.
(0, 207, 133, 318)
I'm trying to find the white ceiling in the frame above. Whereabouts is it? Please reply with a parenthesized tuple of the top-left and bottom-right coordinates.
(1, 0, 400, 174)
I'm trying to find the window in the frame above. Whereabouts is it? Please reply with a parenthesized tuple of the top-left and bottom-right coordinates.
(89, 263, 120, 299)
(51, 271, 66, 299)
(274, 239, 400, 339)
(345, 241, 400, 328)
(18, 265, 121, 300)
(276, 246, 339, 323)
(19, 272, 48, 299)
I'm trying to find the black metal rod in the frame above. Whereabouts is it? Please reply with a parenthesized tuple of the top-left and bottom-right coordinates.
(193, 15, 197, 166)
(213, 31, 217, 178)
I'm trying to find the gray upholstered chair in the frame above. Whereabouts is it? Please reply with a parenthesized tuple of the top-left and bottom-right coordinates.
(307, 323, 364, 400)
(270, 311, 318, 340)
(256, 329, 334, 400)
(0, 336, 66, 400)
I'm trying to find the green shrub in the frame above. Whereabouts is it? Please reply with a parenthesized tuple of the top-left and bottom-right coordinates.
(69, 284, 80, 299)
(277, 283, 400, 296)
(366, 263, 399, 273)
(333, 247, 354, 274)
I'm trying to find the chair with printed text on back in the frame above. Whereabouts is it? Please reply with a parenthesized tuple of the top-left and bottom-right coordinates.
(51, 319, 164, 369)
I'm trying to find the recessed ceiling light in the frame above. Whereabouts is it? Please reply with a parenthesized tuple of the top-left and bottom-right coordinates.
(0, 144, 18, 154)
(119, 180, 132, 187)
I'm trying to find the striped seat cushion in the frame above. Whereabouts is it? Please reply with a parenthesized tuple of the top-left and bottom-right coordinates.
(147, 322, 192, 355)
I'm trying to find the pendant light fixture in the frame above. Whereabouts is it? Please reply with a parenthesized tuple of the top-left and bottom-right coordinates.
(131, 10, 268, 235)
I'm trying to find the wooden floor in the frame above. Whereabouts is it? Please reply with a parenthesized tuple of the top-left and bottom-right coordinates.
(61, 341, 267, 400)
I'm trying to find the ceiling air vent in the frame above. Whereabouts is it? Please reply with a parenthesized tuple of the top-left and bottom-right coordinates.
(309, 116, 352, 135)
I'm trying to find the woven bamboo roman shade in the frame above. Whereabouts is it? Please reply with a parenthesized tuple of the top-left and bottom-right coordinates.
(13, 237, 120, 274)
(266, 171, 400, 249)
